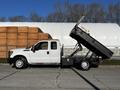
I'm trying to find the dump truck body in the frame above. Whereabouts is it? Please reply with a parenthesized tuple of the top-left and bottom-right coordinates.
(70, 26, 113, 59)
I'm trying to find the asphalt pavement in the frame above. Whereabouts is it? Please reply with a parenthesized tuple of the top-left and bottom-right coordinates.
(0, 64, 120, 90)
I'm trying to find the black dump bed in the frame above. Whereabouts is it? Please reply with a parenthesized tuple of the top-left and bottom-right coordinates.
(70, 26, 113, 59)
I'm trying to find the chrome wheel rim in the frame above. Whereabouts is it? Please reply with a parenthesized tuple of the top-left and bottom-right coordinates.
(16, 60, 23, 68)
(81, 61, 89, 70)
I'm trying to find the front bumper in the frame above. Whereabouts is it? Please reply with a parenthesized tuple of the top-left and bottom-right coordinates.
(7, 50, 14, 65)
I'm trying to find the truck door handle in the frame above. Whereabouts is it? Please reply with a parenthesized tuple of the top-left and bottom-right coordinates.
(47, 51, 49, 54)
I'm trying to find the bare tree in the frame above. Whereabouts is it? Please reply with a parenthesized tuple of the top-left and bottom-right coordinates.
(0, 17, 6, 22)
(47, 2, 66, 22)
(67, 3, 86, 22)
(30, 12, 43, 22)
(9, 16, 27, 22)
(86, 3, 105, 22)
(47, 1, 86, 22)
(2, 1, 120, 24)
(108, 2, 120, 24)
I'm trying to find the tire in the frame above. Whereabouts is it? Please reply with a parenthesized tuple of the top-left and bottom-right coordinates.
(80, 60, 90, 71)
(92, 64, 99, 68)
(14, 56, 28, 69)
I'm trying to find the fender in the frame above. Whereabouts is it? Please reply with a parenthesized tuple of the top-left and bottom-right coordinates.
(10, 48, 31, 64)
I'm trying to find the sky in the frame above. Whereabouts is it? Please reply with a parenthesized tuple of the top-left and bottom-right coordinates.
(0, 0, 119, 17)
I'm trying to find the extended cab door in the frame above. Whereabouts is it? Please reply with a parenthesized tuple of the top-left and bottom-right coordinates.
(49, 41, 61, 64)
(29, 40, 61, 64)
(29, 41, 49, 63)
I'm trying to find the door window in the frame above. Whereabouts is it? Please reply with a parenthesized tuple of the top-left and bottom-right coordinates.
(51, 42, 57, 50)
(35, 42, 48, 50)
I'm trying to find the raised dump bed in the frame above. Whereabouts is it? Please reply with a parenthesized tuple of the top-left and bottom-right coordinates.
(70, 26, 113, 59)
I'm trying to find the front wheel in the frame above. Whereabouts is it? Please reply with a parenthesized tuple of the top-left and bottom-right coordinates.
(14, 57, 28, 69)
(80, 60, 90, 71)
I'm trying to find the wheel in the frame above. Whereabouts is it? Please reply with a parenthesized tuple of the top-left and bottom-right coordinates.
(14, 56, 28, 69)
(92, 64, 99, 68)
(80, 60, 90, 71)
(91, 60, 100, 68)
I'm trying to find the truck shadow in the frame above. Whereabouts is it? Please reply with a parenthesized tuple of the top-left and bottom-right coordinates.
(28, 65, 60, 69)
(28, 65, 86, 71)
(28, 65, 73, 69)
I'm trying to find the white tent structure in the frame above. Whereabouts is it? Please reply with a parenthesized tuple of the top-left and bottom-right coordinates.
(0, 22, 120, 56)
(0, 22, 120, 47)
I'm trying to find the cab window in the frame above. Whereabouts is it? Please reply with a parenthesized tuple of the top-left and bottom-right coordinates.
(35, 42, 48, 50)
(51, 42, 57, 50)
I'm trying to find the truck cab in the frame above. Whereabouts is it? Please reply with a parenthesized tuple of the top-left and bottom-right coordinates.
(8, 39, 62, 69)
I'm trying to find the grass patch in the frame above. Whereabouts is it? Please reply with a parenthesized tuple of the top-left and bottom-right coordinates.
(0, 58, 7, 63)
(101, 60, 120, 65)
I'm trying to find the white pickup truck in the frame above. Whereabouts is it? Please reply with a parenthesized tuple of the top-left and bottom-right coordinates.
(8, 19, 113, 70)
(8, 39, 62, 68)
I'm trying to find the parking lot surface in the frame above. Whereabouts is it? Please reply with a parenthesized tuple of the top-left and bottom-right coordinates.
(0, 64, 120, 90)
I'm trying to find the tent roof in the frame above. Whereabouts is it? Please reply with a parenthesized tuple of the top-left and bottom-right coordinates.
(0, 22, 120, 48)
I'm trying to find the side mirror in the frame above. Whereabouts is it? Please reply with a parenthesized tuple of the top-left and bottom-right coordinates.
(31, 45, 35, 53)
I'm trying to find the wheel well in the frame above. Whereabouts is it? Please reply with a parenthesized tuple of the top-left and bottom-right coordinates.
(13, 55, 27, 63)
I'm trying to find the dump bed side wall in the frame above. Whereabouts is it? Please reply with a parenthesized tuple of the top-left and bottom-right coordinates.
(70, 26, 113, 59)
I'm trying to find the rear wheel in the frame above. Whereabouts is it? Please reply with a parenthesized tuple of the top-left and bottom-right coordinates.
(14, 56, 28, 69)
(92, 63, 99, 68)
(80, 60, 90, 71)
